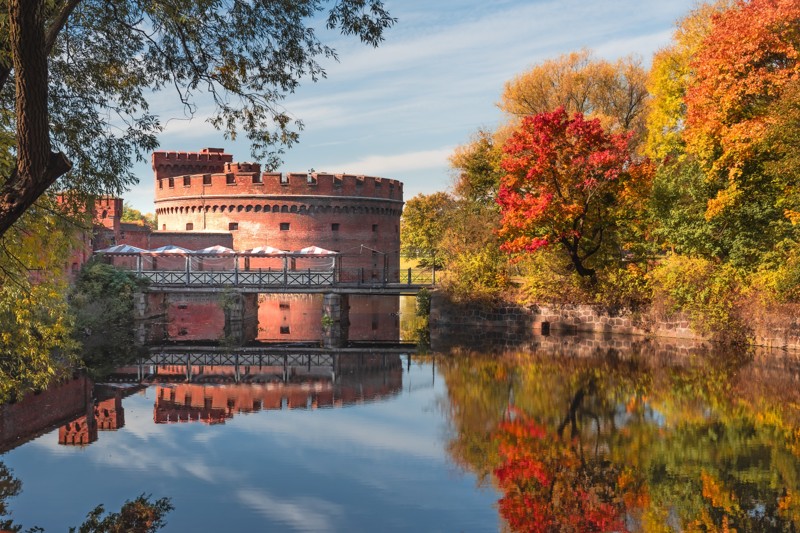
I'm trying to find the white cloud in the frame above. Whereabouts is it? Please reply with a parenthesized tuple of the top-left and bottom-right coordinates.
(317, 147, 454, 177)
(236, 489, 343, 532)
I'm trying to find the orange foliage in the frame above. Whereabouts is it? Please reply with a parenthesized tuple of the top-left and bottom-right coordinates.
(684, 0, 800, 215)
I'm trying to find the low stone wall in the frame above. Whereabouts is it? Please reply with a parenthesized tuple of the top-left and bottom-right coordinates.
(430, 291, 800, 353)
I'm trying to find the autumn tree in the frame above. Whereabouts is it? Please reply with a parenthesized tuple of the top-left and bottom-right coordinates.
(449, 129, 504, 204)
(0, 0, 395, 238)
(400, 192, 455, 268)
(499, 49, 649, 147)
(497, 107, 643, 280)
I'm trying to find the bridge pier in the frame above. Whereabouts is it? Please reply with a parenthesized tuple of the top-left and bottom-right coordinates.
(133, 290, 259, 344)
(322, 293, 350, 348)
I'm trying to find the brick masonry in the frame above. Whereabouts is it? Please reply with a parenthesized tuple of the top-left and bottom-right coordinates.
(430, 291, 800, 353)
(152, 148, 403, 278)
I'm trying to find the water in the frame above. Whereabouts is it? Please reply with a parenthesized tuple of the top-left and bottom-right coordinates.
(2, 333, 800, 531)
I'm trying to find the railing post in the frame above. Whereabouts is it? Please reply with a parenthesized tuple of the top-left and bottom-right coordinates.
(185, 256, 190, 285)
(432, 265, 436, 285)
(283, 257, 288, 286)
(234, 256, 239, 285)
(308, 268, 311, 285)
(359, 267, 364, 285)
(407, 267, 411, 285)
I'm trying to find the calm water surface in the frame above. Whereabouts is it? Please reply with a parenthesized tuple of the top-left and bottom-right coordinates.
(2, 334, 800, 531)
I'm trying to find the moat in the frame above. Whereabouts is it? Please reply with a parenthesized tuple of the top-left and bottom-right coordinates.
(2, 309, 800, 531)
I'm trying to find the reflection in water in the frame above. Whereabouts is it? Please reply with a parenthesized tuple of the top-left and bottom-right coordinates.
(440, 334, 800, 532)
(153, 354, 402, 425)
(59, 388, 129, 446)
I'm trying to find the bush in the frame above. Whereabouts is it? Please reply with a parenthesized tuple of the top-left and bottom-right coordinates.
(648, 254, 745, 342)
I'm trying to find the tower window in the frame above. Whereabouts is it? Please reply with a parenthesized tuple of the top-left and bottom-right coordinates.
(252, 174, 262, 184)
(186, 223, 193, 230)
(226, 175, 235, 185)
(168, 178, 174, 188)
(280, 222, 290, 231)
(280, 326, 290, 334)
(229, 222, 238, 231)
(372, 224, 378, 232)
(158, 180, 163, 189)
(203, 175, 211, 185)
(331, 223, 340, 231)
(183, 176, 191, 186)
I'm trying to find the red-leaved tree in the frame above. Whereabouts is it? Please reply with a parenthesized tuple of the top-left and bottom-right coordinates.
(497, 108, 638, 279)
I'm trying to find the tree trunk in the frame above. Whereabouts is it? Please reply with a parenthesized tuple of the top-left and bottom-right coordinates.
(0, 0, 71, 238)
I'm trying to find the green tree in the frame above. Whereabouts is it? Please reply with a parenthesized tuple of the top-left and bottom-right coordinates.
(449, 129, 504, 204)
(70, 495, 173, 533)
(400, 192, 455, 268)
(121, 202, 155, 229)
(69, 260, 147, 377)
(0, 0, 395, 238)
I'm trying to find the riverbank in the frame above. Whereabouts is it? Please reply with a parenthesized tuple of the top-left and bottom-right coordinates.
(429, 291, 800, 353)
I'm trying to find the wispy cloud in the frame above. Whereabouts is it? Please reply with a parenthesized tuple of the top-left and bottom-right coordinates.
(236, 489, 343, 532)
(316, 147, 454, 176)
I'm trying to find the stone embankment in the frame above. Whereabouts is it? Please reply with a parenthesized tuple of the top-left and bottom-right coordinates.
(429, 291, 800, 353)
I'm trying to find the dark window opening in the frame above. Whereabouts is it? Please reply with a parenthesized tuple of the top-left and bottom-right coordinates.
(158, 179, 163, 189)
(280, 326, 290, 334)
(372, 224, 378, 232)
(229, 222, 239, 231)
(331, 223, 340, 231)
(183, 176, 191, 186)
(186, 223, 193, 230)
(178, 328, 188, 336)
(168, 178, 174, 188)
(162, 224, 166, 230)
(203, 174, 211, 185)
(280, 222, 290, 231)
(252, 174, 262, 184)
(279, 302, 290, 310)
(226, 175, 235, 185)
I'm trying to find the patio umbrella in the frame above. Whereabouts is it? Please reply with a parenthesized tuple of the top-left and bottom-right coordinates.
(245, 246, 288, 255)
(193, 245, 236, 255)
(94, 244, 147, 254)
(148, 245, 192, 255)
(295, 246, 337, 255)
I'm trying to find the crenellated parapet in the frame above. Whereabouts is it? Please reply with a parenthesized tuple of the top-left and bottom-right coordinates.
(152, 147, 233, 180)
(155, 167, 403, 202)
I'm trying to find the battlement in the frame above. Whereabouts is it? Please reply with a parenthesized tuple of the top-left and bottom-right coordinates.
(152, 148, 234, 180)
(155, 169, 403, 202)
(224, 162, 261, 174)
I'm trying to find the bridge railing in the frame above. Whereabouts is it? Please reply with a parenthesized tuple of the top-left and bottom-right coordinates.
(139, 269, 336, 287)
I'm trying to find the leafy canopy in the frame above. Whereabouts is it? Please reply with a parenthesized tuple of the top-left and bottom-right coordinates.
(497, 107, 637, 279)
(0, 0, 395, 237)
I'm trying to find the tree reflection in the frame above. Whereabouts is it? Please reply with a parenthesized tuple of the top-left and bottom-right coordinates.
(440, 342, 800, 532)
(0, 461, 171, 532)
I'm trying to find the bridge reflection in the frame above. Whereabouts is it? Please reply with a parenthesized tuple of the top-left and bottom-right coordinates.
(153, 356, 402, 424)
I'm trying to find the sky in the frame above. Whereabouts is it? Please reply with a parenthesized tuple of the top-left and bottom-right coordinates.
(124, 0, 697, 213)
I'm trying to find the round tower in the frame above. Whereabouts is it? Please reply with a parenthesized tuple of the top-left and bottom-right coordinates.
(153, 148, 404, 281)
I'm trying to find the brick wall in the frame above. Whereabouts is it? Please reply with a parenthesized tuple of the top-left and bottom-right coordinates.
(430, 291, 800, 353)
(0, 375, 92, 452)
(151, 148, 403, 275)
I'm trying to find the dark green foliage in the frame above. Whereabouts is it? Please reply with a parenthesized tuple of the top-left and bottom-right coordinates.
(69, 260, 146, 376)
(69, 495, 173, 533)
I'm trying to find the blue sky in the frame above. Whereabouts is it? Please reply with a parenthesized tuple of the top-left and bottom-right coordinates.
(125, 0, 696, 213)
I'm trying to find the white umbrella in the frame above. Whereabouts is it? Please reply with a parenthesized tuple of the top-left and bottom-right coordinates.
(95, 244, 147, 254)
(245, 246, 288, 255)
(148, 245, 192, 255)
(193, 245, 236, 255)
(295, 246, 337, 255)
